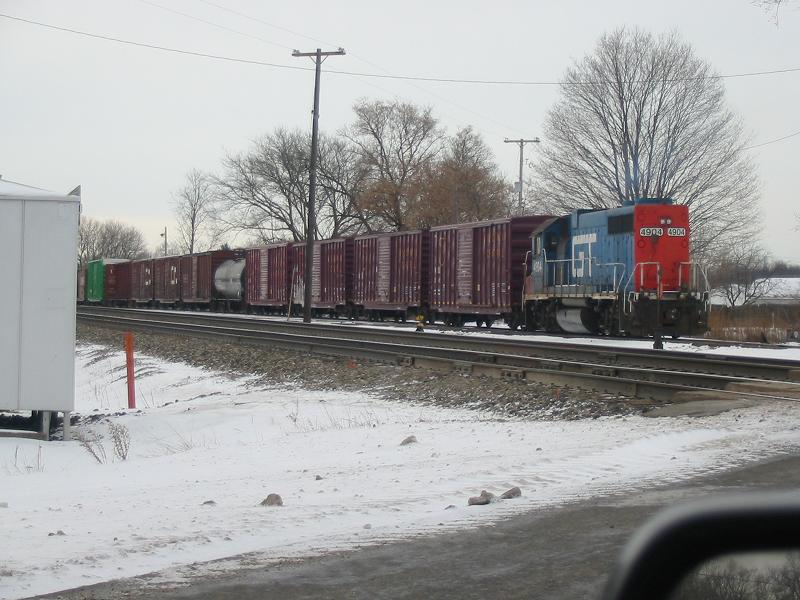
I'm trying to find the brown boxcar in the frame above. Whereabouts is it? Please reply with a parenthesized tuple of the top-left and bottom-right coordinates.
(105, 260, 132, 305)
(153, 256, 182, 305)
(428, 216, 552, 327)
(244, 243, 291, 312)
(130, 258, 154, 304)
(290, 238, 353, 314)
(77, 267, 86, 303)
(352, 230, 429, 319)
(180, 250, 239, 306)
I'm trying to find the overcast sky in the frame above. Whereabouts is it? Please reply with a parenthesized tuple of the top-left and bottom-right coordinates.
(1, 0, 798, 261)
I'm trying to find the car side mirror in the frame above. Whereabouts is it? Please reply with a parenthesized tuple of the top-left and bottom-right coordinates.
(600, 492, 800, 600)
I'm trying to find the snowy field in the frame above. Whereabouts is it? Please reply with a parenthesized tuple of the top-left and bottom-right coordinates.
(2, 345, 800, 599)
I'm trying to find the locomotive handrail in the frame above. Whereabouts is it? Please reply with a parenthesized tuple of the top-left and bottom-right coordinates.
(623, 262, 662, 315)
(539, 255, 627, 296)
(677, 261, 710, 295)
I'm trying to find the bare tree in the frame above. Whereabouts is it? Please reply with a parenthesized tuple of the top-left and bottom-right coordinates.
(753, 0, 798, 24)
(78, 217, 149, 265)
(172, 169, 219, 254)
(345, 99, 445, 231)
(317, 135, 372, 237)
(532, 28, 761, 258)
(410, 126, 512, 227)
(708, 241, 778, 307)
(214, 129, 367, 243)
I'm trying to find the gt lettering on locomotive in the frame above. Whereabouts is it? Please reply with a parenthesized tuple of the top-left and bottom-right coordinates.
(571, 233, 597, 277)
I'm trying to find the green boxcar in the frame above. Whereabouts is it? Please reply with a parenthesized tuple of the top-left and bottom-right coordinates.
(85, 259, 106, 303)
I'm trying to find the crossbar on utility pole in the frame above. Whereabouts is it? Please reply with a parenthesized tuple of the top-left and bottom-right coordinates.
(504, 137, 540, 214)
(293, 47, 346, 324)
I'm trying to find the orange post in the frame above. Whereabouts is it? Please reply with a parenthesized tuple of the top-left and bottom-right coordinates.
(124, 331, 136, 409)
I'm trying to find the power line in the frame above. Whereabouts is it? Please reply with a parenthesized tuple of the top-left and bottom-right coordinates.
(0, 13, 313, 73)
(136, 0, 294, 51)
(188, 1, 522, 136)
(194, 0, 339, 48)
(744, 128, 800, 149)
(4, 12, 800, 87)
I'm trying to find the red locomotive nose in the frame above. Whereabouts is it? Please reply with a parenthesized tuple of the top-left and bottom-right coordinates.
(634, 204, 690, 293)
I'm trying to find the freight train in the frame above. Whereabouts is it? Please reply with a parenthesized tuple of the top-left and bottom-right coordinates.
(78, 198, 709, 337)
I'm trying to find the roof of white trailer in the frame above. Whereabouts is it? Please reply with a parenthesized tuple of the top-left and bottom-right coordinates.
(0, 178, 80, 202)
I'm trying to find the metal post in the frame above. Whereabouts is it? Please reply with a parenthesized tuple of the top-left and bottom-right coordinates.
(504, 137, 540, 213)
(293, 47, 345, 324)
(124, 331, 136, 409)
(160, 227, 167, 256)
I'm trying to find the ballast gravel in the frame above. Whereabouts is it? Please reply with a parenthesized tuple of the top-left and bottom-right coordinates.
(77, 323, 662, 420)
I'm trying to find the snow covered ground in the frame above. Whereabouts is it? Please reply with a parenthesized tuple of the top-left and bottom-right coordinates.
(2, 345, 800, 599)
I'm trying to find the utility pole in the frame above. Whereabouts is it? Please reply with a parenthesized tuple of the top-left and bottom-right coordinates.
(159, 227, 167, 256)
(293, 47, 346, 324)
(504, 137, 540, 214)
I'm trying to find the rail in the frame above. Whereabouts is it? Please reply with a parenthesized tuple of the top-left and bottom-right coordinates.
(77, 307, 800, 404)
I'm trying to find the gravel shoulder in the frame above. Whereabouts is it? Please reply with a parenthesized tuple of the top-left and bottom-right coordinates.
(77, 323, 665, 421)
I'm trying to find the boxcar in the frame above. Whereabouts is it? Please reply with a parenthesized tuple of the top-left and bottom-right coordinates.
(153, 255, 182, 306)
(290, 238, 353, 316)
(179, 250, 239, 308)
(77, 266, 86, 303)
(429, 216, 552, 327)
(244, 243, 291, 313)
(105, 260, 132, 306)
(130, 258, 154, 305)
(352, 230, 429, 320)
(85, 258, 129, 304)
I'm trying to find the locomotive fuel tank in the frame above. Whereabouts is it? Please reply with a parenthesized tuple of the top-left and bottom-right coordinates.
(214, 258, 245, 300)
(555, 299, 599, 334)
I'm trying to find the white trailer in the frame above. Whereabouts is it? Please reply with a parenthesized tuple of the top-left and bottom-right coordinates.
(0, 179, 81, 439)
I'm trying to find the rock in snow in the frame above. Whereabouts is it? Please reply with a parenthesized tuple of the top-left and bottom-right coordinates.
(201, 500, 217, 506)
(467, 490, 496, 506)
(500, 486, 522, 499)
(400, 435, 418, 446)
(260, 494, 283, 507)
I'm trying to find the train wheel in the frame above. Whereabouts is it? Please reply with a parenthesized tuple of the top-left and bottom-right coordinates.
(475, 318, 484, 328)
(485, 319, 493, 329)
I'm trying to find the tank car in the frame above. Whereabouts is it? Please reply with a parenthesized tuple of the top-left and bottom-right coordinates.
(522, 198, 709, 337)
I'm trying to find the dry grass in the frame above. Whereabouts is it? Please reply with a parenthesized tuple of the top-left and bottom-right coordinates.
(708, 306, 800, 343)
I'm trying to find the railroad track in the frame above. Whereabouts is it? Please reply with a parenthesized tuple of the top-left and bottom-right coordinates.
(77, 306, 800, 404)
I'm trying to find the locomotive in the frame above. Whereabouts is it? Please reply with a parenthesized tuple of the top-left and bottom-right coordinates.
(79, 198, 709, 338)
(522, 199, 708, 337)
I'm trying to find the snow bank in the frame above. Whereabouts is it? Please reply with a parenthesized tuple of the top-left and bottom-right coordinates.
(1, 344, 799, 599)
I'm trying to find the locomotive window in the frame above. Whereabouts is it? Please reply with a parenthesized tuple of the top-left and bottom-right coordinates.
(534, 235, 542, 255)
(608, 213, 633, 234)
